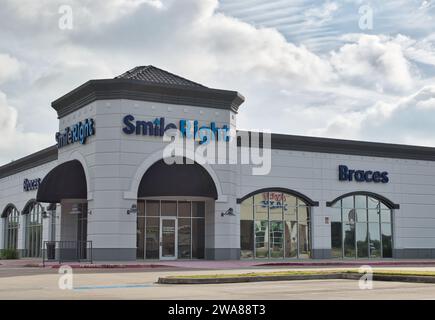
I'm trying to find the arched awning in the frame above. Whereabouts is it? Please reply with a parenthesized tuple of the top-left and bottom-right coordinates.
(138, 159, 218, 199)
(36, 160, 87, 203)
(22, 199, 37, 215)
(1, 204, 18, 218)
(237, 187, 319, 206)
(326, 191, 400, 209)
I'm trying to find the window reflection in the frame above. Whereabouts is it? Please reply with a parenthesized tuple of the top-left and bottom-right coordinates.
(241, 191, 312, 259)
(330, 195, 393, 259)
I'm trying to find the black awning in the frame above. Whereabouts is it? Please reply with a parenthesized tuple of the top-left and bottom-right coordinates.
(138, 159, 218, 199)
(36, 160, 87, 203)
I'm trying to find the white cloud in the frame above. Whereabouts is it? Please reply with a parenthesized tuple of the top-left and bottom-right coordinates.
(0, 91, 52, 164)
(330, 34, 416, 93)
(0, 53, 21, 84)
(312, 85, 435, 146)
(0, 0, 434, 164)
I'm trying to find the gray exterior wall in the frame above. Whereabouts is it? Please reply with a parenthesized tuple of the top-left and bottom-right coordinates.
(2, 97, 435, 260)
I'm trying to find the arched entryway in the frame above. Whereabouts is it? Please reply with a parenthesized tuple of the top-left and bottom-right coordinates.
(136, 158, 218, 260)
(37, 160, 89, 261)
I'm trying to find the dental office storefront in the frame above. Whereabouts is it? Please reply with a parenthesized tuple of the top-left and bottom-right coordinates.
(2, 66, 435, 261)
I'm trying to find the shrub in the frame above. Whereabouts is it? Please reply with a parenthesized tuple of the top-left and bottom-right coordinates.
(0, 249, 19, 259)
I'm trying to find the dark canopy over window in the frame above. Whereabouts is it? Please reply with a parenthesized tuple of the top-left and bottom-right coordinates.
(138, 159, 218, 199)
(37, 160, 87, 203)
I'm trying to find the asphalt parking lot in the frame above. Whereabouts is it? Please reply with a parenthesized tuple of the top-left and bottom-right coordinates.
(1, 267, 435, 299)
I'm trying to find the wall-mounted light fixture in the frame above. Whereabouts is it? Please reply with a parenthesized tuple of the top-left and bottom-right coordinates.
(127, 204, 138, 215)
(221, 207, 235, 217)
(41, 210, 49, 219)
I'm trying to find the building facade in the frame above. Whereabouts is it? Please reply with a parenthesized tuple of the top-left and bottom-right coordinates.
(1, 66, 435, 261)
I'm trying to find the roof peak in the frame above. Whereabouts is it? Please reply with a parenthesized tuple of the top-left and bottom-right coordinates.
(115, 65, 206, 88)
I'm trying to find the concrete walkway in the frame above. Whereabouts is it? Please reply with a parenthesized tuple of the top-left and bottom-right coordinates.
(4, 258, 435, 269)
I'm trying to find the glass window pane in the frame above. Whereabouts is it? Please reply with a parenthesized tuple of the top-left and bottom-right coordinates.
(192, 201, 205, 218)
(356, 209, 367, 222)
(283, 194, 297, 208)
(137, 201, 145, 217)
(382, 223, 393, 258)
(255, 220, 269, 258)
(355, 195, 367, 209)
(240, 220, 254, 259)
(343, 208, 356, 224)
(331, 200, 341, 208)
(146, 200, 160, 216)
(254, 206, 268, 220)
(380, 202, 389, 210)
(136, 217, 145, 259)
(284, 206, 297, 221)
(178, 201, 191, 218)
(178, 218, 191, 259)
(368, 209, 380, 222)
(192, 218, 205, 259)
(161, 201, 177, 216)
(269, 206, 282, 221)
(269, 221, 284, 258)
(369, 223, 381, 258)
(331, 221, 342, 258)
(356, 223, 368, 258)
(298, 221, 310, 258)
(240, 197, 253, 220)
(368, 197, 379, 209)
(285, 221, 298, 258)
(298, 207, 309, 222)
(343, 223, 355, 258)
(342, 196, 354, 209)
(254, 192, 268, 206)
(381, 210, 391, 223)
(254, 193, 268, 220)
(145, 217, 159, 259)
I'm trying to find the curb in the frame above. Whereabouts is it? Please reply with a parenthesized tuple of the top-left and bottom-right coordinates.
(255, 261, 435, 267)
(158, 273, 435, 284)
(35, 264, 178, 269)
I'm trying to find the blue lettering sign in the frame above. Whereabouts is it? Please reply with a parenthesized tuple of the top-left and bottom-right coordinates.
(338, 165, 389, 183)
(56, 118, 95, 149)
(122, 115, 230, 144)
(23, 178, 41, 192)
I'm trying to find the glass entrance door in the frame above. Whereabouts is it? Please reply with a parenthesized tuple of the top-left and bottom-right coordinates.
(160, 218, 177, 260)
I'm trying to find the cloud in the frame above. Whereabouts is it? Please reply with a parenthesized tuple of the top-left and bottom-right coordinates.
(0, 53, 21, 84)
(330, 34, 416, 93)
(304, 1, 340, 26)
(0, 91, 52, 164)
(312, 85, 435, 146)
(0, 0, 434, 165)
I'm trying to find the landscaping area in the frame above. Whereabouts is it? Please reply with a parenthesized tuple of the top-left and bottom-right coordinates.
(158, 269, 435, 284)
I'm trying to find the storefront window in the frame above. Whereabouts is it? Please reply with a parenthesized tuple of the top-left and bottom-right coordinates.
(3, 206, 19, 250)
(137, 200, 206, 260)
(24, 202, 43, 258)
(330, 194, 393, 259)
(240, 191, 312, 259)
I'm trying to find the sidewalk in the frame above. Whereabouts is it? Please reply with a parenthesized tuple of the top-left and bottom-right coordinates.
(3, 258, 435, 269)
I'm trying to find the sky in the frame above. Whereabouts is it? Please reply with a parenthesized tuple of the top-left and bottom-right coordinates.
(0, 0, 435, 165)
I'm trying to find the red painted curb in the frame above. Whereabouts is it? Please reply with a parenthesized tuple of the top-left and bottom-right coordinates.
(47, 264, 178, 269)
